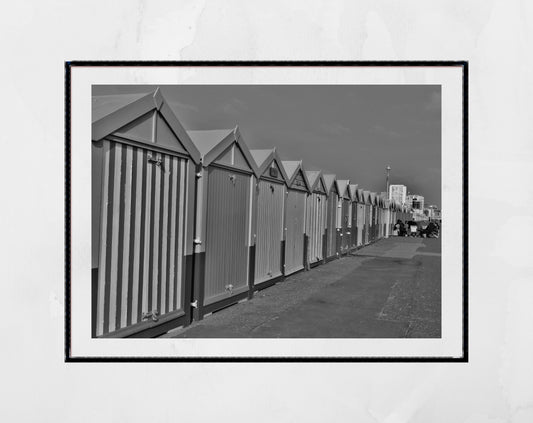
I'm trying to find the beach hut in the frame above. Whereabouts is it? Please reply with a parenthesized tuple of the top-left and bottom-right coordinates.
(323, 174, 339, 261)
(305, 170, 328, 268)
(355, 188, 365, 247)
(336, 180, 351, 255)
(363, 190, 372, 244)
(250, 148, 289, 289)
(91, 88, 201, 338)
(187, 127, 259, 319)
(370, 192, 378, 242)
(282, 161, 311, 275)
(348, 184, 359, 250)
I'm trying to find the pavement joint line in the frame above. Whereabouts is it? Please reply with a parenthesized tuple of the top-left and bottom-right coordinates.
(377, 280, 400, 319)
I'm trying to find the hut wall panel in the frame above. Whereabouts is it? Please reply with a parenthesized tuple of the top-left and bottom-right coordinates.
(341, 200, 350, 251)
(204, 167, 249, 304)
(306, 193, 326, 264)
(254, 180, 285, 284)
(284, 189, 306, 275)
(95, 140, 186, 336)
(326, 193, 337, 256)
(351, 202, 358, 247)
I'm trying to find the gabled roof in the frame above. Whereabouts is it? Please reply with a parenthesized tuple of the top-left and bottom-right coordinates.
(370, 192, 377, 205)
(305, 170, 320, 189)
(322, 174, 337, 195)
(250, 148, 289, 183)
(348, 184, 359, 201)
(363, 190, 371, 204)
(92, 88, 201, 164)
(305, 170, 328, 194)
(187, 126, 259, 176)
(335, 180, 350, 199)
(282, 160, 311, 192)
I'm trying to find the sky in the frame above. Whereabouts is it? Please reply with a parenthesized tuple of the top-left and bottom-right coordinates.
(93, 84, 441, 206)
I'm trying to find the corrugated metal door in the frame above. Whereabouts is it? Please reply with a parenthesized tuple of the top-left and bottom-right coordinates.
(341, 200, 350, 251)
(95, 140, 187, 337)
(357, 204, 365, 245)
(326, 193, 337, 257)
(204, 167, 250, 305)
(284, 189, 306, 275)
(254, 180, 284, 284)
(351, 202, 357, 248)
(306, 193, 325, 264)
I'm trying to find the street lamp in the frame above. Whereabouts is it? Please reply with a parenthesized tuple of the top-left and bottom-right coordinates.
(385, 166, 391, 199)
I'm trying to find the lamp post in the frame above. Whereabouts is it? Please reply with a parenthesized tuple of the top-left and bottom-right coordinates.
(385, 166, 391, 199)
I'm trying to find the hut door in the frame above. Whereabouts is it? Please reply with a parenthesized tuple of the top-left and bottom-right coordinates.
(341, 200, 349, 251)
(95, 142, 187, 337)
(284, 190, 306, 275)
(254, 180, 284, 284)
(307, 193, 323, 265)
(204, 167, 250, 305)
(327, 194, 337, 257)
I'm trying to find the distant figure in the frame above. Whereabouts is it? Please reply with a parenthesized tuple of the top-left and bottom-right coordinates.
(408, 221, 418, 237)
(399, 221, 407, 237)
(423, 221, 439, 238)
(393, 219, 402, 236)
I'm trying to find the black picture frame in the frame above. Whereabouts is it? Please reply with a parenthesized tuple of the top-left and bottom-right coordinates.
(65, 60, 468, 362)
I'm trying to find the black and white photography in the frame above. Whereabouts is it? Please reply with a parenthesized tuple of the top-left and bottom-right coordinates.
(91, 83, 443, 340)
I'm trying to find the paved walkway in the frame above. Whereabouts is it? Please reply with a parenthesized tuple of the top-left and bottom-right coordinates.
(167, 237, 441, 338)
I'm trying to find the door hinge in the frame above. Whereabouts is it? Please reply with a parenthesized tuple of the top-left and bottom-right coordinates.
(142, 310, 159, 322)
(191, 300, 198, 308)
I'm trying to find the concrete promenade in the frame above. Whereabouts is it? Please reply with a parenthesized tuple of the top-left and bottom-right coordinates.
(167, 236, 441, 338)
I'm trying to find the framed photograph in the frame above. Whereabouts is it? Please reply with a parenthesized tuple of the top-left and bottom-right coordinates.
(66, 61, 467, 361)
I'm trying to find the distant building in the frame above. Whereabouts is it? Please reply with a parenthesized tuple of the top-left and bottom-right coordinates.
(389, 184, 407, 205)
(424, 205, 441, 220)
(406, 194, 425, 210)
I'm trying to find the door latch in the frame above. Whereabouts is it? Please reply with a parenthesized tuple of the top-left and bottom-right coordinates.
(225, 284, 234, 295)
(147, 154, 162, 166)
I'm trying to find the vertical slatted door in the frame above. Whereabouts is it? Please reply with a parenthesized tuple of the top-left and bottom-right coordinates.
(315, 194, 326, 262)
(305, 194, 314, 265)
(326, 193, 337, 257)
(357, 204, 364, 246)
(307, 193, 324, 265)
(204, 167, 249, 305)
(364, 205, 370, 244)
(254, 180, 284, 285)
(341, 200, 349, 252)
(351, 202, 357, 248)
(284, 190, 306, 275)
(95, 141, 187, 337)
(320, 194, 327, 258)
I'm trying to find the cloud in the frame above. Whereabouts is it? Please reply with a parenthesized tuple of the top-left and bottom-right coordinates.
(371, 124, 402, 139)
(320, 122, 352, 136)
(219, 98, 247, 116)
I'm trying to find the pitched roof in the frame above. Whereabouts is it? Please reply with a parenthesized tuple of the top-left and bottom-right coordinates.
(92, 92, 151, 122)
(322, 174, 337, 194)
(305, 170, 321, 189)
(281, 161, 300, 180)
(250, 149, 273, 168)
(335, 179, 350, 198)
(282, 160, 311, 192)
(187, 129, 235, 158)
(250, 148, 290, 183)
(92, 88, 201, 164)
(187, 126, 259, 176)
